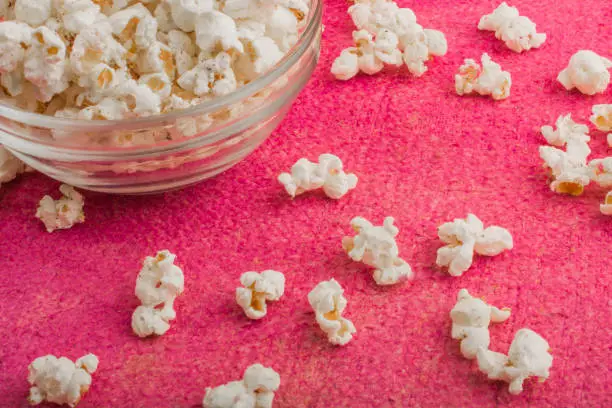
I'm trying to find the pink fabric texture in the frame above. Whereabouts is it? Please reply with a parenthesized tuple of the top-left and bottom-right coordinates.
(1, 1, 611, 407)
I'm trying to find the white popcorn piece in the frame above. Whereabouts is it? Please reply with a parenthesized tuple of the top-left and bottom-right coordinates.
(178, 52, 237, 97)
(154, 1, 177, 33)
(308, 279, 356, 346)
(348, 0, 416, 38)
(557, 50, 612, 95)
(0, 145, 27, 186)
(78, 97, 129, 120)
(35, 184, 85, 233)
(450, 289, 511, 359)
(60, 0, 107, 34)
(165, 29, 197, 75)
(121, 79, 162, 116)
(479, 3, 545, 53)
(0, 21, 34, 74)
(436, 214, 513, 277)
(235, 36, 283, 81)
(477, 328, 553, 395)
(203, 363, 280, 408)
(28, 353, 99, 406)
(96, 0, 129, 16)
(263, 5, 300, 52)
(170, 0, 214, 32)
(609, 134, 612, 147)
(14, 0, 52, 27)
(278, 153, 358, 199)
(590, 104, 612, 132)
(400, 24, 447, 77)
(455, 54, 511, 100)
(588, 157, 612, 188)
(108, 3, 158, 50)
(540, 146, 591, 196)
(131, 305, 171, 338)
(136, 41, 176, 78)
(139, 73, 172, 99)
(541, 114, 590, 147)
(70, 23, 127, 77)
(236, 270, 285, 320)
(195, 11, 243, 55)
(601, 191, 612, 215)
(134, 250, 184, 316)
(342, 216, 413, 285)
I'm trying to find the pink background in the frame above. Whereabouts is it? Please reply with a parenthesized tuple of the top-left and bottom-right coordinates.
(1, 1, 611, 407)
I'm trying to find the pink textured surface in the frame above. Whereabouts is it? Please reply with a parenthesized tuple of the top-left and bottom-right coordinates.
(1, 1, 611, 407)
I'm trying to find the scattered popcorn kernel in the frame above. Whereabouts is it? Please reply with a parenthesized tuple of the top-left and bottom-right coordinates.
(35, 184, 85, 233)
(477, 328, 553, 395)
(27, 353, 99, 406)
(131, 305, 172, 337)
(374, 29, 403, 66)
(450, 289, 511, 359)
(590, 104, 612, 132)
(557, 50, 612, 95)
(342, 216, 413, 285)
(601, 191, 612, 215)
(455, 53, 511, 100)
(348, 0, 416, 38)
(436, 214, 513, 277)
(278, 153, 358, 199)
(236, 270, 285, 320)
(479, 3, 545, 53)
(540, 114, 590, 147)
(308, 279, 356, 346)
(0, 145, 27, 187)
(400, 24, 447, 77)
(540, 145, 591, 196)
(588, 157, 612, 188)
(203, 363, 280, 408)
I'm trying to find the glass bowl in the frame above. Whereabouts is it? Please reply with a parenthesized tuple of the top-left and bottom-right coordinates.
(0, 0, 322, 194)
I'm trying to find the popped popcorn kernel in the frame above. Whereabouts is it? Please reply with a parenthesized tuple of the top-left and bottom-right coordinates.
(601, 191, 612, 215)
(455, 53, 511, 100)
(0, 145, 27, 187)
(541, 114, 590, 147)
(170, 0, 214, 33)
(178, 52, 237, 97)
(590, 104, 612, 132)
(450, 289, 511, 359)
(278, 153, 358, 199)
(588, 157, 612, 188)
(236, 270, 285, 320)
(436, 214, 513, 277)
(308, 279, 356, 346)
(342, 216, 413, 285)
(557, 50, 612, 95)
(479, 3, 546, 53)
(477, 328, 553, 395)
(27, 353, 99, 406)
(540, 145, 591, 196)
(35, 184, 85, 233)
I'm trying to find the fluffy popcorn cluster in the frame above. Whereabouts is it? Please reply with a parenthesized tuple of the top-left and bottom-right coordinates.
(477, 328, 553, 395)
(132, 250, 185, 338)
(278, 153, 358, 199)
(35, 184, 85, 233)
(0, 0, 310, 120)
(436, 214, 513, 277)
(203, 363, 280, 408)
(450, 289, 511, 359)
(557, 50, 612, 95)
(28, 353, 99, 407)
(236, 270, 285, 319)
(331, 0, 447, 79)
(478, 2, 546, 53)
(455, 53, 511, 100)
(308, 279, 356, 346)
(0, 144, 27, 187)
(590, 104, 612, 147)
(541, 114, 589, 147)
(342, 216, 413, 285)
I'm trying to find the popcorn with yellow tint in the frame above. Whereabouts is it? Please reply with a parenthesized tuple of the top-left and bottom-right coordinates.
(588, 157, 612, 188)
(477, 328, 553, 395)
(541, 114, 590, 147)
(342, 216, 414, 285)
(236, 270, 285, 319)
(195, 10, 244, 55)
(308, 279, 356, 346)
(455, 53, 511, 100)
(600, 191, 612, 215)
(177, 52, 237, 97)
(278, 153, 358, 199)
(35, 184, 85, 233)
(539, 145, 591, 196)
(331, 29, 388, 81)
(0, 22, 33, 75)
(590, 104, 612, 132)
(108, 3, 158, 50)
(450, 289, 511, 359)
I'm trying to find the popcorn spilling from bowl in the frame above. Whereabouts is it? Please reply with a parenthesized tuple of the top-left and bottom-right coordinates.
(28, 353, 99, 407)
(455, 53, 511, 100)
(35, 184, 85, 233)
(203, 363, 280, 408)
(308, 279, 356, 346)
(236, 270, 285, 320)
(478, 2, 546, 53)
(131, 250, 185, 338)
(0, 0, 310, 120)
(557, 50, 611, 95)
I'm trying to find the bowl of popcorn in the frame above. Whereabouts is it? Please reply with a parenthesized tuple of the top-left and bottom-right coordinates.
(0, 0, 321, 193)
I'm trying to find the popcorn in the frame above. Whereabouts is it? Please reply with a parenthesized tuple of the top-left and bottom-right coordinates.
(557, 50, 612, 95)
(236, 270, 285, 320)
(478, 3, 546, 53)
(14, 0, 52, 27)
(28, 353, 99, 406)
(348, 0, 416, 37)
(136, 41, 176, 78)
(277, 153, 358, 199)
(131, 305, 171, 337)
(308, 279, 356, 346)
(541, 114, 590, 147)
(455, 54, 511, 100)
(60, 0, 107, 34)
(108, 3, 158, 50)
(203, 363, 280, 408)
(0, 145, 27, 186)
(342, 216, 413, 285)
(165, 29, 197, 75)
(609, 134, 612, 148)
(170, 0, 214, 32)
(601, 191, 612, 215)
(0, 21, 34, 74)
(590, 104, 612, 132)
(588, 157, 612, 188)
(70, 23, 126, 77)
(401, 25, 447, 77)
(540, 146, 591, 196)
(477, 328, 553, 395)
(450, 289, 511, 359)
(263, 5, 300, 52)
(154, 1, 178, 33)
(139, 73, 172, 99)
(436, 214, 513, 277)
(177, 52, 237, 97)
(234, 36, 283, 81)
(35, 184, 85, 233)
(78, 97, 129, 120)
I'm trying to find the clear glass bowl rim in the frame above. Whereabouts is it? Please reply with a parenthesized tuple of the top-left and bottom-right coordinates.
(0, 0, 322, 138)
